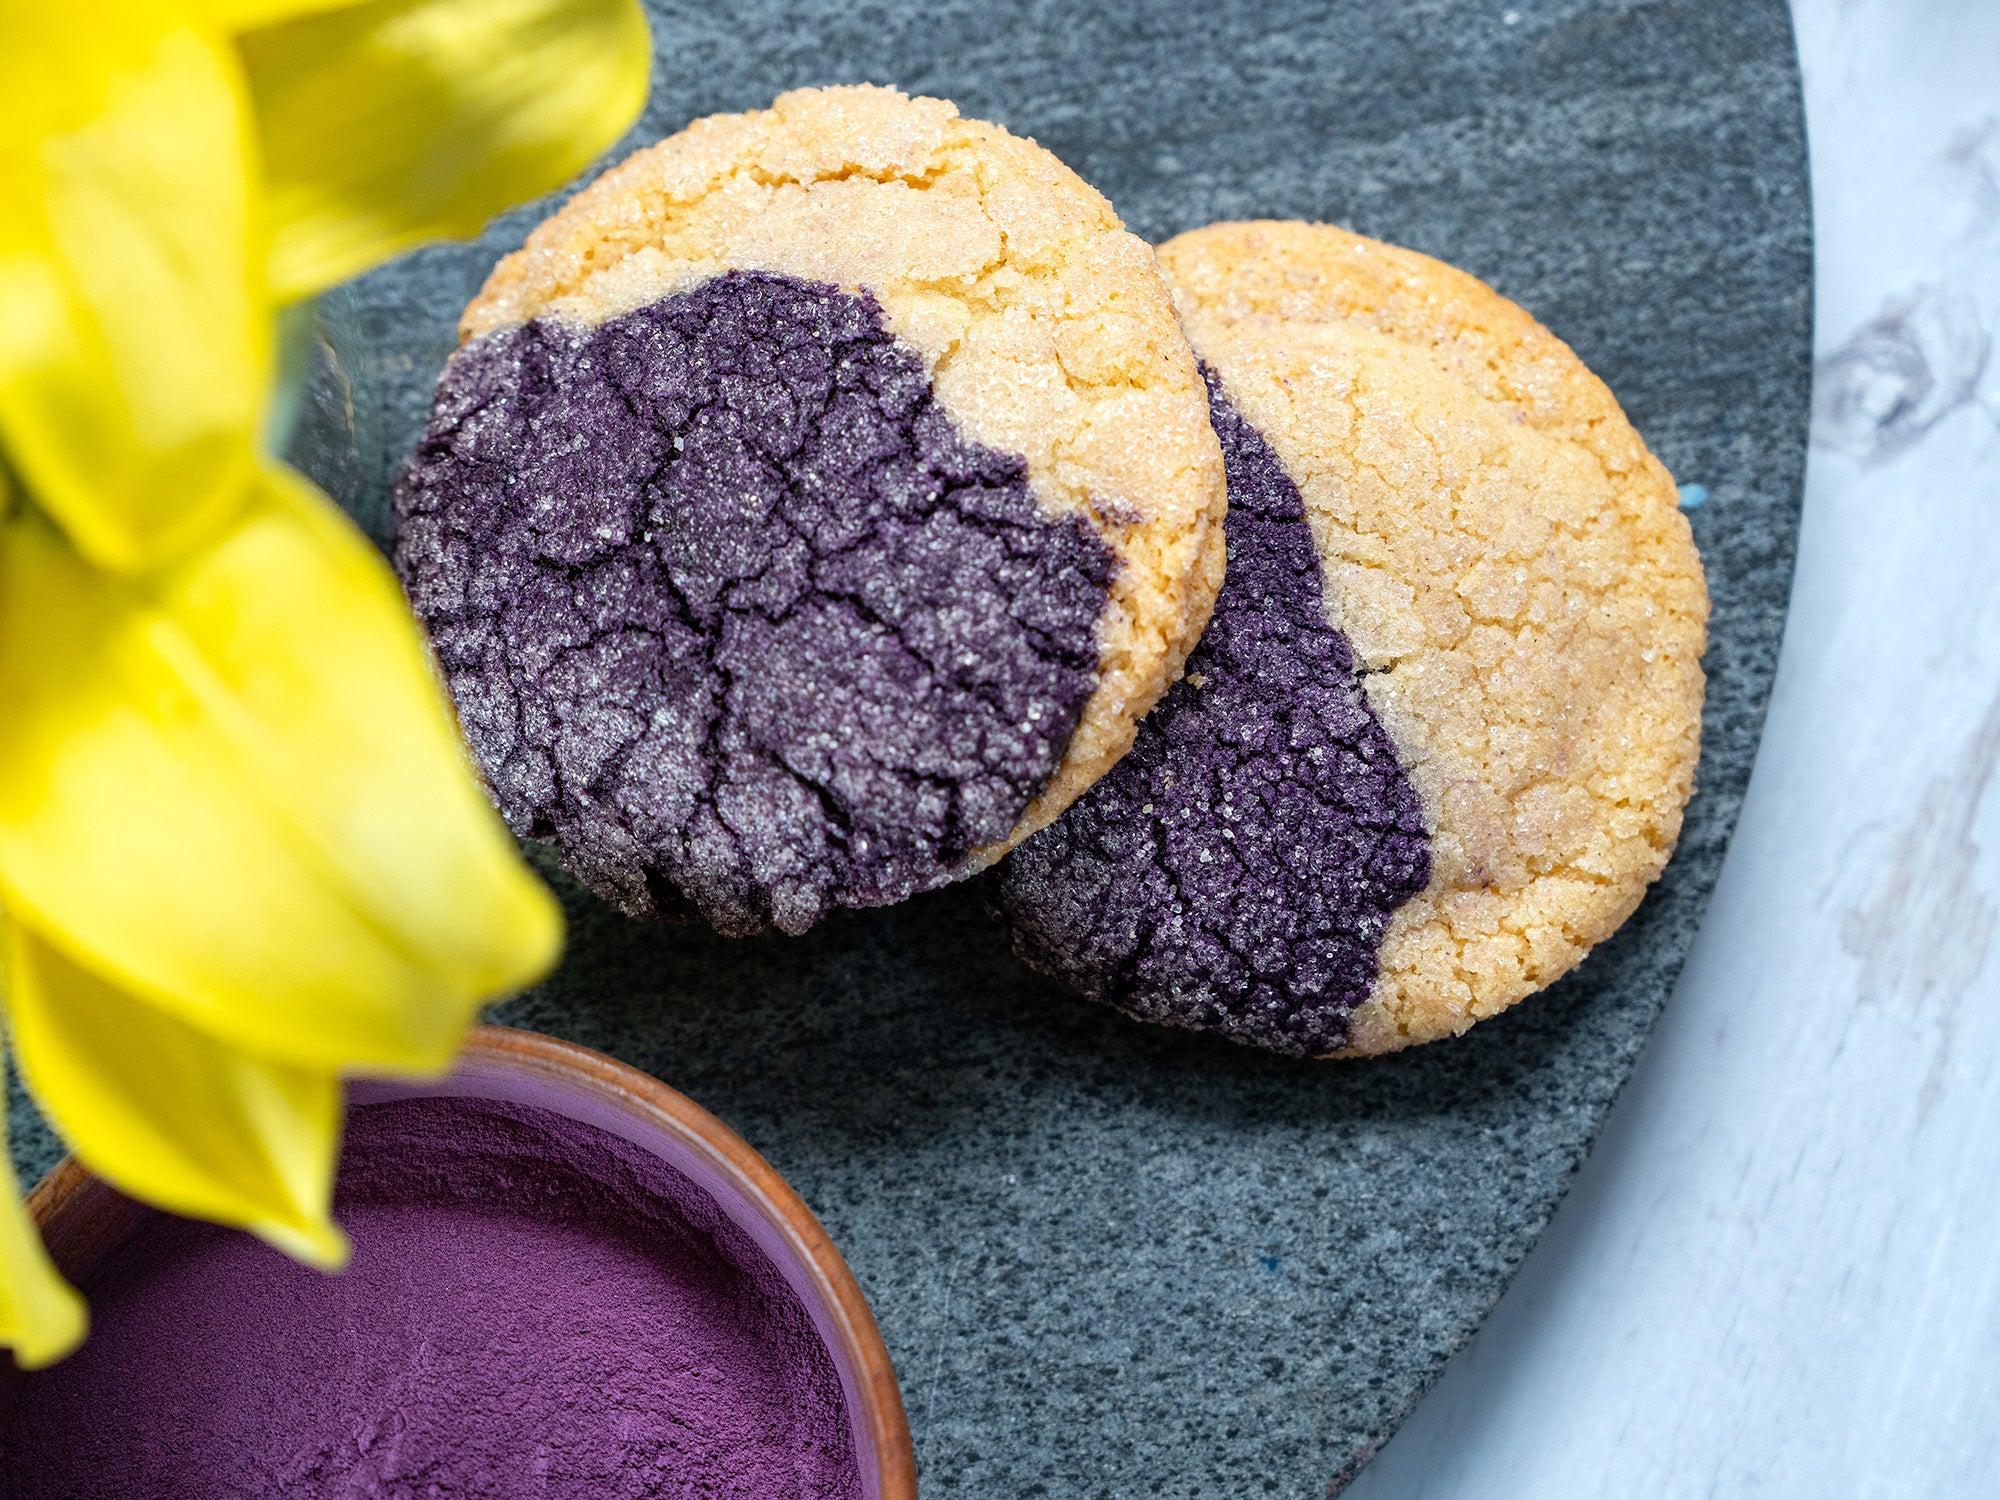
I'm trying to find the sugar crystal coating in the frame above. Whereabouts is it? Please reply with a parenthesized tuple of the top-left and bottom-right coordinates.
(396, 271, 1115, 935)
(991, 374, 1429, 1055)
(1155, 222, 1707, 1053)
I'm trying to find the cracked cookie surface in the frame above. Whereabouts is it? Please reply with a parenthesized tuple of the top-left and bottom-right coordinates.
(1000, 222, 1709, 1055)
(991, 372, 1430, 1055)
(400, 272, 1114, 934)
(463, 84, 1226, 857)
(396, 88, 1223, 934)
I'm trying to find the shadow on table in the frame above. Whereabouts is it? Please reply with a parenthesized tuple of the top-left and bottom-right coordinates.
(489, 849, 1673, 1158)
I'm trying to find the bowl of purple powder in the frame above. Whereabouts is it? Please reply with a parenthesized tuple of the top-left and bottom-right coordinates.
(0, 1026, 914, 1500)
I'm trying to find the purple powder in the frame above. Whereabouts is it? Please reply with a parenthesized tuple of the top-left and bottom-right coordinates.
(1, 1097, 862, 1500)
(990, 372, 1430, 1055)
(395, 270, 1116, 936)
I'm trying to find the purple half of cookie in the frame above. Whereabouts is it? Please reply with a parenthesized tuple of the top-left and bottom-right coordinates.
(395, 271, 1116, 936)
(990, 372, 1429, 1056)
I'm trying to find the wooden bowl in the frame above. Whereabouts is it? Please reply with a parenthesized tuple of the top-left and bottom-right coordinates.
(18, 1024, 917, 1500)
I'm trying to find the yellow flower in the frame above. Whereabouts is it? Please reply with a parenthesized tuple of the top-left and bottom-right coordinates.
(0, 0, 650, 1365)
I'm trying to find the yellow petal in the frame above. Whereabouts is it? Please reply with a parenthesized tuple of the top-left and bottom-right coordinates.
(0, 2, 265, 571)
(198, 1, 368, 27)
(4, 920, 347, 1269)
(0, 1216, 83, 1373)
(0, 1041, 86, 1369)
(0, 463, 562, 1075)
(241, 0, 652, 300)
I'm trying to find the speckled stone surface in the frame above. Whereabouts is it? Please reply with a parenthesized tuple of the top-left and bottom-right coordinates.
(11, 3, 1809, 1496)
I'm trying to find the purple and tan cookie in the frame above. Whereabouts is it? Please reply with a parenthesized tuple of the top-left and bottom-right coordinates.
(394, 86, 1226, 936)
(992, 221, 1708, 1055)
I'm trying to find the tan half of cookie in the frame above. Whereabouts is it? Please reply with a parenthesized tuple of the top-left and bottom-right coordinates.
(465, 85, 1227, 854)
(1158, 221, 1708, 1054)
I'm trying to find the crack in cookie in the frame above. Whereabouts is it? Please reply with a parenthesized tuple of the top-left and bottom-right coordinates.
(399, 272, 1115, 935)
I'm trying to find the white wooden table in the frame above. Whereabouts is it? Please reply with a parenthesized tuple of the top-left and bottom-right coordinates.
(1344, 3, 2000, 1493)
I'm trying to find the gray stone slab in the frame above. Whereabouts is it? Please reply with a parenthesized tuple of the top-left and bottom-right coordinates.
(13, 3, 1810, 1495)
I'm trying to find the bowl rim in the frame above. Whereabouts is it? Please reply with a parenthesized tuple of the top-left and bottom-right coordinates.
(23, 1023, 917, 1500)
